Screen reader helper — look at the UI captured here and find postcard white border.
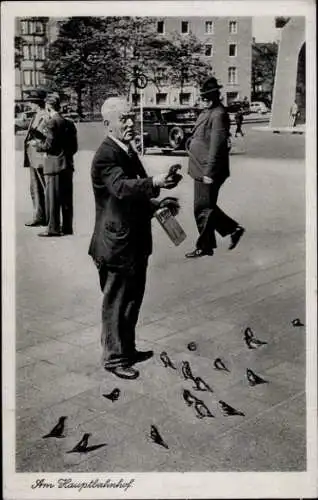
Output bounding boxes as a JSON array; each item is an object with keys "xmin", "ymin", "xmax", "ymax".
[{"xmin": 2, "ymin": 1, "xmax": 317, "ymax": 499}]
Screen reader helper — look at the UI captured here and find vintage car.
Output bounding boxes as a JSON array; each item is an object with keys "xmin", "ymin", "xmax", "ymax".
[{"xmin": 133, "ymin": 106, "xmax": 202, "ymax": 151}]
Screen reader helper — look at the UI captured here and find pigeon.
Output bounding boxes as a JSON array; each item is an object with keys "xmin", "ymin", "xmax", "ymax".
[
  {"xmin": 160, "ymin": 351, "xmax": 176, "ymax": 370},
  {"xmin": 181, "ymin": 360, "xmax": 195, "ymax": 381},
  {"xmin": 187, "ymin": 341, "xmax": 197, "ymax": 351},
  {"xmin": 192, "ymin": 376, "xmax": 213, "ymax": 393},
  {"xmin": 149, "ymin": 425, "xmax": 169, "ymax": 449},
  {"xmin": 68, "ymin": 433, "xmax": 91, "ymax": 453},
  {"xmin": 194, "ymin": 400, "xmax": 214, "ymax": 419},
  {"xmin": 42, "ymin": 416, "xmax": 67, "ymax": 439},
  {"xmin": 213, "ymin": 358, "xmax": 230, "ymax": 372},
  {"xmin": 246, "ymin": 368, "xmax": 268, "ymax": 386},
  {"xmin": 182, "ymin": 389, "xmax": 199, "ymax": 407},
  {"xmin": 219, "ymin": 400, "xmax": 245, "ymax": 416},
  {"xmin": 292, "ymin": 318, "xmax": 304, "ymax": 327},
  {"xmin": 243, "ymin": 327, "xmax": 267, "ymax": 349},
  {"xmin": 103, "ymin": 388, "xmax": 120, "ymax": 402}
]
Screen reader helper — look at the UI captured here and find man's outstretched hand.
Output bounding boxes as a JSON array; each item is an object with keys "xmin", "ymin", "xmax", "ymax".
[
  {"xmin": 158, "ymin": 196, "xmax": 180, "ymax": 216},
  {"xmin": 153, "ymin": 164, "xmax": 183, "ymax": 189}
]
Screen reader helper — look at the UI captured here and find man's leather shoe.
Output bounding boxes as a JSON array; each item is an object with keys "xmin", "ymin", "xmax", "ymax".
[
  {"xmin": 229, "ymin": 226, "xmax": 245, "ymax": 250},
  {"xmin": 106, "ymin": 366, "xmax": 139, "ymax": 380},
  {"xmin": 185, "ymin": 248, "xmax": 214, "ymax": 258},
  {"xmin": 25, "ymin": 220, "xmax": 46, "ymax": 227},
  {"xmin": 131, "ymin": 350, "xmax": 154, "ymax": 365},
  {"xmin": 38, "ymin": 231, "xmax": 62, "ymax": 237}
]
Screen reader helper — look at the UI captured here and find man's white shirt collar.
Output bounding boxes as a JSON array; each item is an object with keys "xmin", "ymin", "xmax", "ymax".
[{"xmin": 108, "ymin": 134, "xmax": 129, "ymax": 154}]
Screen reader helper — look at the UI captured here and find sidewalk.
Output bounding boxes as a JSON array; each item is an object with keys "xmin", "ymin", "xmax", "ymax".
[
  {"xmin": 15, "ymin": 151, "xmax": 306, "ymax": 472},
  {"xmin": 253, "ymin": 124, "xmax": 305, "ymax": 134}
]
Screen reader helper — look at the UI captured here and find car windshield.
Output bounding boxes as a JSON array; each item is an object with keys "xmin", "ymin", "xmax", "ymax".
[{"xmin": 161, "ymin": 109, "xmax": 198, "ymax": 121}]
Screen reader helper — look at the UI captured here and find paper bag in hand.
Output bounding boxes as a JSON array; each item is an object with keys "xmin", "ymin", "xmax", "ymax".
[{"xmin": 155, "ymin": 207, "xmax": 186, "ymax": 246}]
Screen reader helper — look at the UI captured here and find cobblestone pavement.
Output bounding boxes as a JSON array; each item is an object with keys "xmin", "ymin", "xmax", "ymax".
[{"xmin": 14, "ymin": 137, "xmax": 306, "ymax": 472}]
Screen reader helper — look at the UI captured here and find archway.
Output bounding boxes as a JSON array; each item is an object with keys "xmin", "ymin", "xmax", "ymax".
[{"xmin": 295, "ymin": 43, "xmax": 306, "ymax": 124}]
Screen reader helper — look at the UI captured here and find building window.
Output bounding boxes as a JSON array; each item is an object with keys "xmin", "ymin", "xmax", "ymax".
[
  {"xmin": 205, "ymin": 21, "xmax": 214, "ymax": 34},
  {"xmin": 20, "ymin": 19, "xmax": 44, "ymax": 35},
  {"xmin": 229, "ymin": 43, "xmax": 237, "ymax": 56},
  {"xmin": 179, "ymin": 93, "xmax": 191, "ymax": 105},
  {"xmin": 229, "ymin": 20, "xmax": 238, "ymax": 34},
  {"xmin": 23, "ymin": 70, "xmax": 33, "ymax": 86},
  {"xmin": 204, "ymin": 44, "xmax": 213, "ymax": 57},
  {"xmin": 20, "ymin": 20, "xmax": 28, "ymax": 34},
  {"xmin": 157, "ymin": 21, "xmax": 164, "ymax": 34},
  {"xmin": 22, "ymin": 45, "xmax": 30, "ymax": 60},
  {"xmin": 228, "ymin": 66, "xmax": 238, "ymax": 84},
  {"xmin": 156, "ymin": 93, "xmax": 167, "ymax": 105},
  {"xmin": 181, "ymin": 21, "xmax": 189, "ymax": 34},
  {"xmin": 35, "ymin": 45, "xmax": 45, "ymax": 60},
  {"xmin": 38, "ymin": 72, "xmax": 46, "ymax": 85}
]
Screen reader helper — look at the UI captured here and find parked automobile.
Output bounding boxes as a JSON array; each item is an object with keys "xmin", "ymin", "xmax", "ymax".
[
  {"xmin": 227, "ymin": 100, "xmax": 250, "ymax": 115},
  {"xmin": 15, "ymin": 110, "xmax": 35, "ymax": 133},
  {"xmin": 133, "ymin": 106, "xmax": 202, "ymax": 151},
  {"xmin": 250, "ymin": 101, "xmax": 269, "ymax": 114}
]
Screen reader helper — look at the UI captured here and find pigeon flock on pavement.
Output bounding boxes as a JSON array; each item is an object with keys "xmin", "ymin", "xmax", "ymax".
[{"xmin": 40, "ymin": 319, "xmax": 304, "ymax": 457}]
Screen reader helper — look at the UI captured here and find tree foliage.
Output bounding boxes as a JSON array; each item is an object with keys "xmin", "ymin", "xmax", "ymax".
[
  {"xmin": 43, "ymin": 17, "xmax": 212, "ymax": 113},
  {"xmin": 252, "ymin": 42, "xmax": 278, "ymax": 101}
]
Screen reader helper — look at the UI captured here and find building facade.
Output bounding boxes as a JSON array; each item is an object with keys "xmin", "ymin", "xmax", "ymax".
[
  {"xmin": 135, "ymin": 17, "xmax": 252, "ymax": 107},
  {"xmin": 15, "ymin": 17, "xmax": 60, "ymax": 101}
]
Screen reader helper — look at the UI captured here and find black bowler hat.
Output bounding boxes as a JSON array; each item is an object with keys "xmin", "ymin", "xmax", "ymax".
[{"xmin": 200, "ymin": 76, "xmax": 223, "ymax": 97}]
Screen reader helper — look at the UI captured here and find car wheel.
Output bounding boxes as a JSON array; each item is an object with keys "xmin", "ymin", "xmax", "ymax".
[{"xmin": 169, "ymin": 126, "xmax": 184, "ymax": 149}]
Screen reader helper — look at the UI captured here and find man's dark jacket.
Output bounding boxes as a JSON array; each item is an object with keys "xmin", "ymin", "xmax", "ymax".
[
  {"xmin": 188, "ymin": 102, "xmax": 231, "ymax": 184},
  {"xmin": 88, "ymin": 137, "xmax": 160, "ymax": 272},
  {"xmin": 36, "ymin": 113, "xmax": 78, "ymax": 174}
]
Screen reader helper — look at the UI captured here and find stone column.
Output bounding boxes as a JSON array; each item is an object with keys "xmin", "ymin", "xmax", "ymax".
[{"xmin": 270, "ymin": 17, "xmax": 305, "ymax": 128}]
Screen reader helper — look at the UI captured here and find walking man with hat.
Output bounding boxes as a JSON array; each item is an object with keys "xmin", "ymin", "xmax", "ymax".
[
  {"xmin": 23, "ymin": 89, "xmax": 49, "ymax": 227},
  {"xmin": 185, "ymin": 76, "xmax": 245, "ymax": 258}
]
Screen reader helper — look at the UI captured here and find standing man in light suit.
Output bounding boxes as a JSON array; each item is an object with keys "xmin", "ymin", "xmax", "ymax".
[
  {"xmin": 89, "ymin": 97, "xmax": 181, "ymax": 380},
  {"xmin": 186, "ymin": 76, "xmax": 245, "ymax": 258},
  {"xmin": 23, "ymin": 90, "xmax": 49, "ymax": 227}
]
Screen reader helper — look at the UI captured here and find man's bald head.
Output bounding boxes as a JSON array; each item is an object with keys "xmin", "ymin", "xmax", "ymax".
[{"xmin": 101, "ymin": 96, "xmax": 135, "ymax": 143}]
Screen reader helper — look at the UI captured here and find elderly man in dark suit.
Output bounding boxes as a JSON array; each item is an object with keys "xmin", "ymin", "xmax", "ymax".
[
  {"xmin": 36, "ymin": 93, "xmax": 78, "ymax": 236},
  {"xmin": 186, "ymin": 76, "xmax": 245, "ymax": 258},
  {"xmin": 23, "ymin": 90, "xmax": 49, "ymax": 227},
  {"xmin": 89, "ymin": 96, "xmax": 181, "ymax": 380}
]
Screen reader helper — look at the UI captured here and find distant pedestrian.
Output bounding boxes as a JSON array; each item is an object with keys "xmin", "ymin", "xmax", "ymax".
[
  {"xmin": 186, "ymin": 76, "xmax": 245, "ymax": 258},
  {"xmin": 35, "ymin": 93, "xmax": 78, "ymax": 236},
  {"xmin": 289, "ymin": 101, "xmax": 298, "ymax": 127},
  {"xmin": 234, "ymin": 108, "xmax": 244, "ymax": 137},
  {"xmin": 23, "ymin": 90, "xmax": 49, "ymax": 227}
]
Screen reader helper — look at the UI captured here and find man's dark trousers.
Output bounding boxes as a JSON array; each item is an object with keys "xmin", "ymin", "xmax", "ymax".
[
  {"xmin": 45, "ymin": 169, "xmax": 73, "ymax": 234},
  {"xmin": 194, "ymin": 180, "xmax": 238, "ymax": 252},
  {"xmin": 29, "ymin": 166, "xmax": 46, "ymax": 223},
  {"xmin": 98, "ymin": 258, "xmax": 148, "ymax": 369}
]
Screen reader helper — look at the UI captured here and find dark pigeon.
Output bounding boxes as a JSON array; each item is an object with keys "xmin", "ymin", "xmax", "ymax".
[
  {"xmin": 244, "ymin": 327, "xmax": 267, "ymax": 349},
  {"xmin": 160, "ymin": 351, "xmax": 177, "ymax": 370},
  {"xmin": 292, "ymin": 318, "xmax": 304, "ymax": 327},
  {"xmin": 181, "ymin": 360, "xmax": 195, "ymax": 381},
  {"xmin": 68, "ymin": 433, "xmax": 91, "ymax": 453},
  {"xmin": 149, "ymin": 425, "xmax": 169, "ymax": 449},
  {"xmin": 246, "ymin": 368, "xmax": 268, "ymax": 386},
  {"xmin": 42, "ymin": 416, "xmax": 67, "ymax": 439},
  {"xmin": 103, "ymin": 388, "xmax": 120, "ymax": 402},
  {"xmin": 219, "ymin": 400, "xmax": 245, "ymax": 416},
  {"xmin": 214, "ymin": 358, "xmax": 230, "ymax": 372},
  {"xmin": 182, "ymin": 389, "xmax": 199, "ymax": 407},
  {"xmin": 194, "ymin": 400, "xmax": 214, "ymax": 419},
  {"xmin": 187, "ymin": 341, "xmax": 197, "ymax": 351},
  {"xmin": 192, "ymin": 376, "xmax": 213, "ymax": 393}
]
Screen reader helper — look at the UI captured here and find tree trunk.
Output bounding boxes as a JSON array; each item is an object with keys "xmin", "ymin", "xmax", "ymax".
[{"xmin": 76, "ymin": 86, "xmax": 83, "ymax": 116}]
